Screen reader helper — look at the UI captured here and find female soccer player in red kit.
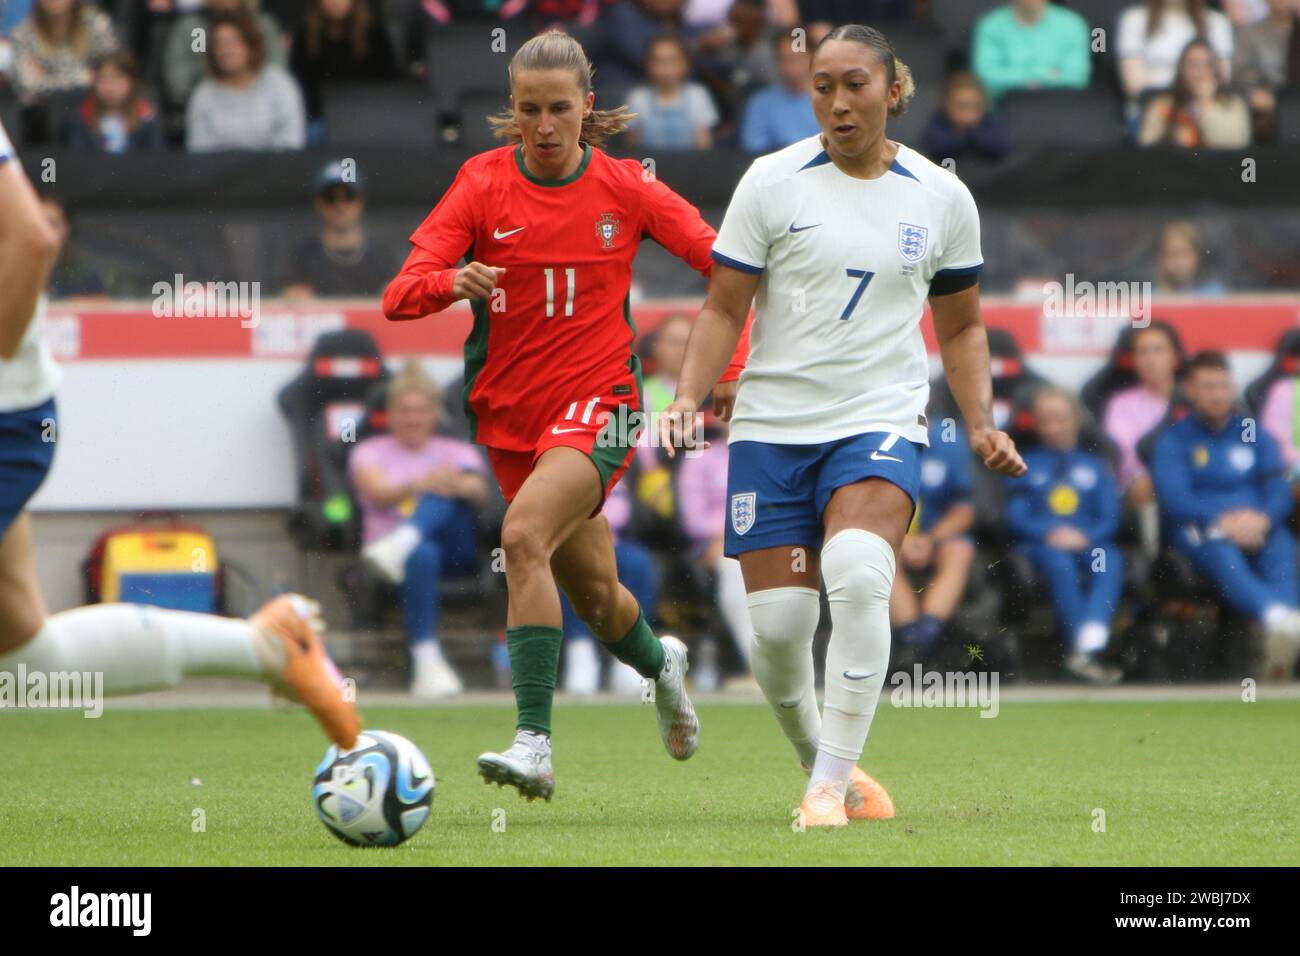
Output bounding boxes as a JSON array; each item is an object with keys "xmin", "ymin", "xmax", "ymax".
[{"xmin": 383, "ymin": 30, "xmax": 747, "ymax": 801}]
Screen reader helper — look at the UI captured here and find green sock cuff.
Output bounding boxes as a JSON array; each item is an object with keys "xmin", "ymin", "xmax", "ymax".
[
  {"xmin": 506, "ymin": 625, "xmax": 562, "ymax": 736},
  {"xmin": 604, "ymin": 607, "xmax": 665, "ymax": 679}
]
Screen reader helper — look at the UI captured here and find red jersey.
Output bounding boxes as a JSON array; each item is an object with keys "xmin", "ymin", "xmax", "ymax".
[{"xmin": 383, "ymin": 142, "xmax": 749, "ymax": 452}]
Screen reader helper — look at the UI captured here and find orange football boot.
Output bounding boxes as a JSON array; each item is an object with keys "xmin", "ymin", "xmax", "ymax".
[
  {"xmin": 797, "ymin": 781, "xmax": 849, "ymax": 828},
  {"xmin": 250, "ymin": 594, "xmax": 359, "ymax": 749},
  {"xmin": 844, "ymin": 766, "xmax": 895, "ymax": 821}
]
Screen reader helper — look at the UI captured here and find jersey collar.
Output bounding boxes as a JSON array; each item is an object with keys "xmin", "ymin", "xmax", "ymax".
[{"xmin": 514, "ymin": 141, "xmax": 592, "ymax": 187}]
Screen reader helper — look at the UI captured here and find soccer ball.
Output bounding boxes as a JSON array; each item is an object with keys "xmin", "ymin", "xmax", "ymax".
[{"xmin": 312, "ymin": 730, "xmax": 434, "ymax": 846}]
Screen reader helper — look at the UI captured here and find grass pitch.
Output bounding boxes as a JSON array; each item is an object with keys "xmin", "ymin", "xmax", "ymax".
[{"xmin": 1, "ymin": 698, "xmax": 1296, "ymax": 866}]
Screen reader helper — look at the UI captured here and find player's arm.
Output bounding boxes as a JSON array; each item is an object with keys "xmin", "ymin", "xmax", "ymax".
[
  {"xmin": 382, "ymin": 165, "xmax": 503, "ymax": 321},
  {"xmin": 660, "ymin": 262, "xmax": 759, "ymax": 458},
  {"xmin": 929, "ymin": 285, "xmax": 1025, "ymax": 477},
  {"xmin": 0, "ymin": 144, "xmax": 61, "ymax": 359}
]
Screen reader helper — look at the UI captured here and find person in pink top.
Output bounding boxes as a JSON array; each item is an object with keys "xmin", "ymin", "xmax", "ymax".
[
  {"xmin": 1102, "ymin": 322, "xmax": 1182, "ymax": 555},
  {"xmin": 351, "ymin": 359, "xmax": 490, "ymax": 697},
  {"xmin": 676, "ymin": 423, "xmax": 753, "ymax": 672},
  {"xmin": 1259, "ymin": 375, "xmax": 1300, "ymax": 475}
]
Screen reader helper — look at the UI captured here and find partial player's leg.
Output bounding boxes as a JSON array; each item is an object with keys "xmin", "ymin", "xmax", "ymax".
[
  {"xmin": 800, "ymin": 472, "xmax": 914, "ymax": 828},
  {"xmin": 551, "ymin": 514, "xmax": 699, "ymax": 759},
  {"xmin": 475, "ymin": 445, "xmax": 603, "ymax": 800},
  {"xmin": 0, "ymin": 515, "xmax": 358, "ymax": 747}
]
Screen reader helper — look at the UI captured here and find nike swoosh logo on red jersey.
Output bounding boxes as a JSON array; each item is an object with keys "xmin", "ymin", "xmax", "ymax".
[
  {"xmin": 551, "ymin": 425, "xmax": 585, "ymax": 434},
  {"xmin": 494, "ymin": 226, "xmax": 526, "ymax": 240}
]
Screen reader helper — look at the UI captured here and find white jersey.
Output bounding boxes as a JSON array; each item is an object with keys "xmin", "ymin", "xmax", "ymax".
[
  {"xmin": 713, "ymin": 136, "xmax": 982, "ymax": 447},
  {"xmin": 0, "ymin": 118, "xmax": 61, "ymax": 413}
]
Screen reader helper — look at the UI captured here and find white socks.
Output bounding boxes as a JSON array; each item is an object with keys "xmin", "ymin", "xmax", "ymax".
[
  {"xmin": 714, "ymin": 555, "xmax": 752, "ymax": 665},
  {"xmin": 814, "ymin": 529, "xmax": 894, "ymax": 793},
  {"xmin": 0, "ymin": 603, "xmax": 275, "ymax": 696},
  {"xmin": 1075, "ymin": 621, "xmax": 1110, "ymax": 655},
  {"xmin": 747, "ymin": 586, "xmax": 822, "ymax": 767}
]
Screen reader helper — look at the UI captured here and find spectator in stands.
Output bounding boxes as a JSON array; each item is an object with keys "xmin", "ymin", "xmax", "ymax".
[
  {"xmin": 1152, "ymin": 220, "xmax": 1226, "ymax": 295},
  {"xmin": 1103, "ymin": 322, "xmax": 1181, "ymax": 505},
  {"xmin": 351, "ymin": 359, "xmax": 490, "ymax": 697},
  {"xmin": 971, "ymin": 0, "xmax": 1091, "ymax": 105},
  {"xmin": 593, "ymin": 0, "xmax": 691, "ymax": 90},
  {"xmin": 282, "ymin": 160, "xmax": 400, "ymax": 300},
  {"xmin": 739, "ymin": 29, "xmax": 818, "ymax": 153},
  {"xmin": 921, "ymin": 70, "xmax": 1010, "ymax": 163},
  {"xmin": 37, "ymin": 194, "xmax": 111, "ymax": 300},
  {"xmin": 59, "ymin": 52, "xmax": 162, "ymax": 152},
  {"xmin": 625, "ymin": 33, "xmax": 717, "ymax": 149},
  {"xmin": 185, "ymin": 12, "xmax": 306, "ymax": 152},
  {"xmin": 0, "ymin": 0, "xmax": 35, "ymax": 80},
  {"xmin": 891, "ymin": 420, "xmax": 976, "ymax": 662},
  {"xmin": 1007, "ymin": 387, "xmax": 1124, "ymax": 683},
  {"xmin": 164, "ymin": 0, "xmax": 287, "ymax": 111},
  {"xmin": 1151, "ymin": 350, "xmax": 1300, "ymax": 681},
  {"xmin": 10, "ymin": 0, "xmax": 118, "ymax": 108},
  {"xmin": 693, "ymin": 0, "xmax": 777, "ymax": 138},
  {"xmin": 1232, "ymin": 0, "xmax": 1300, "ymax": 142},
  {"xmin": 1138, "ymin": 38, "xmax": 1251, "ymax": 147},
  {"xmin": 676, "ymin": 422, "xmax": 752, "ymax": 679},
  {"xmin": 289, "ymin": 0, "xmax": 396, "ymax": 143},
  {"xmin": 561, "ymin": 478, "xmax": 660, "ymax": 694},
  {"xmin": 531, "ymin": 0, "xmax": 619, "ymax": 31},
  {"xmin": 1118, "ymin": 0, "xmax": 1234, "ymax": 101}
]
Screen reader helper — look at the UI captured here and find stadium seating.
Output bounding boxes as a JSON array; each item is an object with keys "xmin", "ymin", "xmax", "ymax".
[
  {"xmin": 322, "ymin": 82, "xmax": 437, "ymax": 148},
  {"xmin": 999, "ymin": 88, "xmax": 1124, "ymax": 149},
  {"xmin": 426, "ymin": 21, "xmax": 525, "ymax": 121},
  {"xmin": 277, "ymin": 329, "xmax": 391, "ymax": 553},
  {"xmin": 1244, "ymin": 328, "xmax": 1300, "ymax": 414},
  {"xmin": 457, "ymin": 87, "xmax": 511, "ymax": 152},
  {"xmin": 1280, "ymin": 88, "xmax": 1300, "ymax": 146}
]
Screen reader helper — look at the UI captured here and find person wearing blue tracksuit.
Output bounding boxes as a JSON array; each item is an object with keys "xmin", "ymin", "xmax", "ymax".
[
  {"xmin": 891, "ymin": 419, "xmax": 976, "ymax": 655},
  {"xmin": 1007, "ymin": 386, "xmax": 1124, "ymax": 682},
  {"xmin": 1150, "ymin": 351, "xmax": 1300, "ymax": 680}
]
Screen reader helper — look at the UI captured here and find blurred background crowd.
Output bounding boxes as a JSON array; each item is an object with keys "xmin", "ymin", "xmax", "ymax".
[{"xmin": 7, "ymin": 0, "xmax": 1300, "ymax": 693}]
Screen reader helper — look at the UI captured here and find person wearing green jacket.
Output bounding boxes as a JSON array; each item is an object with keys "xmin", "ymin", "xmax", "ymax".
[{"xmin": 972, "ymin": 0, "xmax": 1092, "ymax": 104}]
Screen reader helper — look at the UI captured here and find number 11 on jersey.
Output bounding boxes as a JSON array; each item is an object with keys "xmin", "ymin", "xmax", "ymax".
[{"xmin": 544, "ymin": 267, "xmax": 575, "ymax": 318}]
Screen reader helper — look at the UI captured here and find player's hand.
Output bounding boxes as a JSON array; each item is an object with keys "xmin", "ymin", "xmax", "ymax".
[
  {"xmin": 971, "ymin": 427, "xmax": 1026, "ymax": 477},
  {"xmin": 711, "ymin": 379, "xmax": 737, "ymax": 422},
  {"xmin": 659, "ymin": 398, "xmax": 709, "ymax": 460},
  {"xmin": 452, "ymin": 261, "xmax": 506, "ymax": 302}
]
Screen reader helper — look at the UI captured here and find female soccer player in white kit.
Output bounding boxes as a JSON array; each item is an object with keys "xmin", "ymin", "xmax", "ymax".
[
  {"xmin": 663, "ymin": 24, "xmax": 1026, "ymax": 826},
  {"xmin": 0, "ymin": 118, "xmax": 358, "ymax": 749}
]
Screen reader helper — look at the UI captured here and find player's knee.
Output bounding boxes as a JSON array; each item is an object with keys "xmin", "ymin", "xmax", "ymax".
[
  {"xmin": 822, "ymin": 529, "xmax": 895, "ymax": 607},
  {"xmin": 747, "ymin": 586, "xmax": 821, "ymax": 654},
  {"xmin": 499, "ymin": 518, "xmax": 551, "ymax": 576},
  {"xmin": 567, "ymin": 578, "xmax": 616, "ymax": 627}
]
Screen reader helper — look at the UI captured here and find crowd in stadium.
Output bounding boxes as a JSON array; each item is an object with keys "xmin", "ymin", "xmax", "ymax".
[
  {"xmin": 308, "ymin": 310, "xmax": 1300, "ymax": 696},
  {"xmin": 0, "ymin": 0, "xmax": 1296, "ymax": 153},
  {"xmin": 4, "ymin": 0, "xmax": 1298, "ymax": 692}
]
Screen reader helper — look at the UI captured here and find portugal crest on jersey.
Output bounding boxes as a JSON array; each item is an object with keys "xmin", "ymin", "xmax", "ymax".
[
  {"xmin": 595, "ymin": 212, "xmax": 621, "ymax": 249},
  {"xmin": 898, "ymin": 222, "xmax": 928, "ymax": 262},
  {"xmin": 730, "ymin": 492, "xmax": 756, "ymax": 535}
]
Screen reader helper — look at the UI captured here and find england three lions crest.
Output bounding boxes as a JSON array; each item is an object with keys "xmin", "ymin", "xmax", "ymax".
[
  {"xmin": 730, "ymin": 492, "xmax": 756, "ymax": 535},
  {"xmin": 898, "ymin": 222, "xmax": 928, "ymax": 262},
  {"xmin": 595, "ymin": 212, "xmax": 621, "ymax": 249}
]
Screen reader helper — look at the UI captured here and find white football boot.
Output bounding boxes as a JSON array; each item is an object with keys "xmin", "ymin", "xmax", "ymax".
[
  {"xmin": 653, "ymin": 636, "xmax": 700, "ymax": 761},
  {"xmin": 1262, "ymin": 611, "xmax": 1300, "ymax": 681},
  {"xmin": 476, "ymin": 730, "xmax": 556, "ymax": 802}
]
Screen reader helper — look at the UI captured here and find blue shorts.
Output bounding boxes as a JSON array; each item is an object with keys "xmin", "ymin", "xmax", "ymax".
[
  {"xmin": 724, "ymin": 431, "xmax": 923, "ymax": 558},
  {"xmin": 0, "ymin": 398, "xmax": 57, "ymax": 541}
]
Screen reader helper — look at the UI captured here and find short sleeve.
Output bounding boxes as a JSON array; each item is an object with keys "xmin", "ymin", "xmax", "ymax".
[
  {"xmin": 348, "ymin": 436, "xmax": 380, "ymax": 478},
  {"xmin": 934, "ymin": 178, "xmax": 983, "ymax": 278},
  {"xmin": 687, "ymin": 84, "xmax": 718, "ymax": 130},
  {"xmin": 1115, "ymin": 8, "xmax": 1144, "ymax": 59},
  {"xmin": 711, "ymin": 161, "xmax": 772, "ymax": 275},
  {"xmin": 625, "ymin": 87, "xmax": 650, "ymax": 131}
]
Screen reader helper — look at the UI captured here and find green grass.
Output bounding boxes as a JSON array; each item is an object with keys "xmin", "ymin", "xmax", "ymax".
[{"xmin": 1, "ymin": 699, "xmax": 1297, "ymax": 865}]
